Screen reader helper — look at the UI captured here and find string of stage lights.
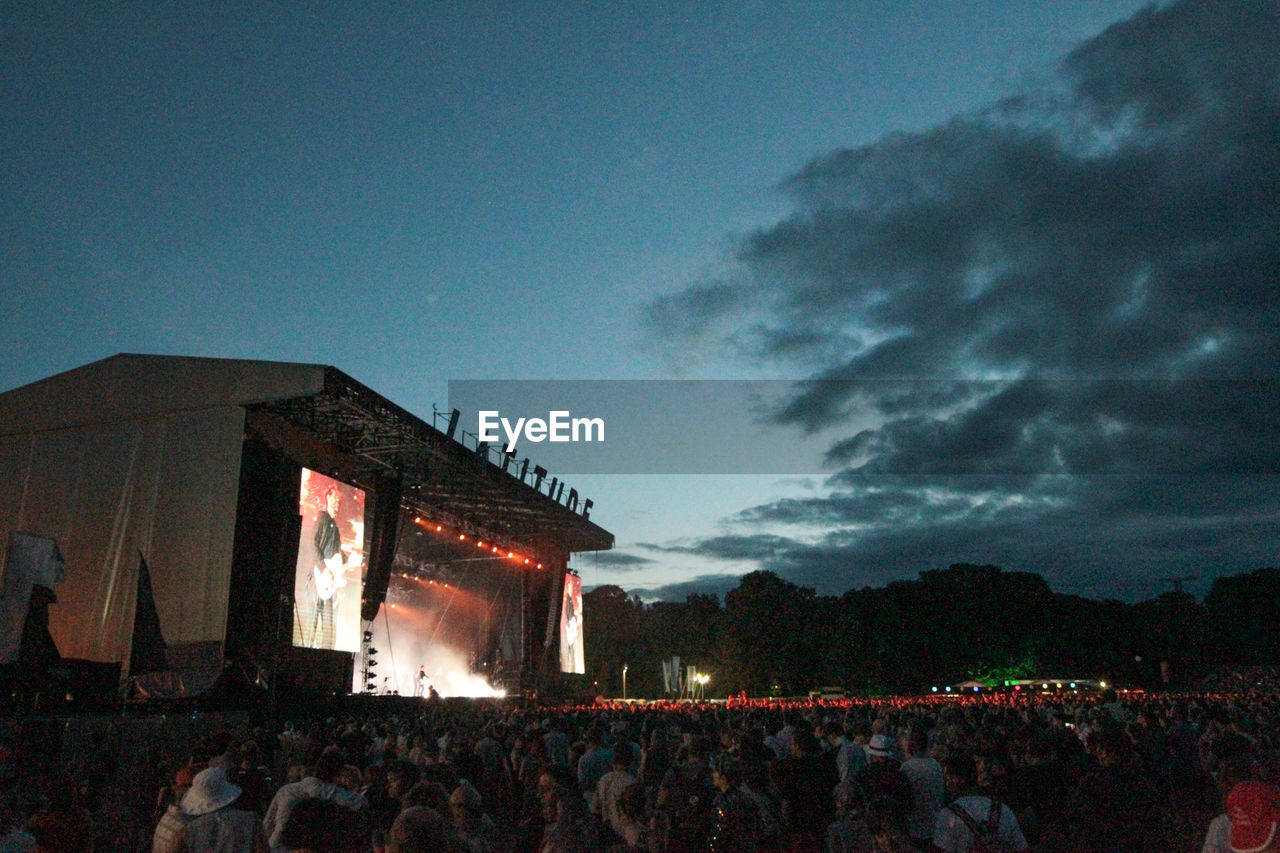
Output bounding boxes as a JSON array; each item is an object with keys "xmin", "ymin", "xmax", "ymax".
[{"xmin": 409, "ymin": 515, "xmax": 545, "ymax": 570}]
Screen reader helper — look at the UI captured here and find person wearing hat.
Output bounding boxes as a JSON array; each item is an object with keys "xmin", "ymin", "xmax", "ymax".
[
  {"xmin": 1227, "ymin": 781, "xmax": 1280, "ymax": 853},
  {"xmin": 851, "ymin": 733, "xmax": 912, "ymax": 825},
  {"xmin": 180, "ymin": 766, "xmax": 267, "ymax": 852}
]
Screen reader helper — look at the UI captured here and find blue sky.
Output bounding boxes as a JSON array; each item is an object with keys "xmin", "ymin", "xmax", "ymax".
[{"xmin": 5, "ymin": 1, "xmax": 1277, "ymax": 603}]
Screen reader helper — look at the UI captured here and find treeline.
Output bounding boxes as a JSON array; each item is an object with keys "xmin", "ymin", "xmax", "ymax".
[{"xmin": 579, "ymin": 563, "xmax": 1280, "ymax": 698}]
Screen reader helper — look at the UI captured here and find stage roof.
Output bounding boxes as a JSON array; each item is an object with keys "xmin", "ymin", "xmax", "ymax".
[{"xmin": 1, "ymin": 354, "xmax": 613, "ymax": 557}]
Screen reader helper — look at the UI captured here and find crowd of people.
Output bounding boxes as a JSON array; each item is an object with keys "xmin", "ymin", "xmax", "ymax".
[{"xmin": 2, "ymin": 689, "xmax": 1280, "ymax": 851}]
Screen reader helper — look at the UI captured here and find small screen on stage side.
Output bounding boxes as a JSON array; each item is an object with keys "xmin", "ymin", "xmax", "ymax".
[
  {"xmin": 292, "ymin": 469, "xmax": 366, "ymax": 653},
  {"xmin": 560, "ymin": 572, "xmax": 584, "ymax": 674}
]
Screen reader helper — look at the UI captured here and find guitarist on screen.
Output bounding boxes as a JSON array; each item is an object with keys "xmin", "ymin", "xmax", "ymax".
[{"xmin": 311, "ymin": 485, "xmax": 346, "ymax": 649}]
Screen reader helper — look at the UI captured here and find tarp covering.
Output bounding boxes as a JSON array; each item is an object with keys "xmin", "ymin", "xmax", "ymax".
[
  {"xmin": 0, "ymin": 531, "xmax": 65, "ymax": 664},
  {"xmin": 0, "ymin": 354, "xmax": 328, "ymax": 670},
  {"xmin": 0, "ymin": 409, "xmax": 244, "ymax": 666}
]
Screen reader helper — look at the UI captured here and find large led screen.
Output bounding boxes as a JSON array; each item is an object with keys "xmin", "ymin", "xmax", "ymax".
[
  {"xmin": 559, "ymin": 572, "xmax": 584, "ymax": 674},
  {"xmin": 291, "ymin": 469, "xmax": 366, "ymax": 652}
]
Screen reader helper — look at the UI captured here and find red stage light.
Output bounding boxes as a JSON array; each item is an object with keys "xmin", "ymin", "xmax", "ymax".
[
  {"xmin": 458, "ymin": 533, "xmax": 466, "ymax": 540},
  {"xmin": 436, "ymin": 525, "xmax": 442, "ymax": 532}
]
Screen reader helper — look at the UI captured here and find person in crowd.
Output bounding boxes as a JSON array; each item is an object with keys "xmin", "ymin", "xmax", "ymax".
[
  {"xmin": 775, "ymin": 728, "xmax": 840, "ymax": 850},
  {"xmin": 1222, "ymin": 781, "xmax": 1280, "ymax": 853},
  {"xmin": 539, "ymin": 765, "xmax": 595, "ymax": 853},
  {"xmin": 179, "ymin": 765, "xmax": 267, "ymax": 852},
  {"xmin": 898, "ymin": 725, "xmax": 944, "ymax": 847},
  {"xmin": 638, "ymin": 727, "xmax": 674, "ymax": 814},
  {"xmin": 849, "ymin": 733, "xmax": 911, "ymax": 830},
  {"xmin": 933, "ymin": 753, "xmax": 1028, "ymax": 853},
  {"xmin": 276, "ymin": 797, "xmax": 368, "ymax": 853},
  {"xmin": 864, "ymin": 795, "xmax": 917, "ymax": 853},
  {"xmin": 262, "ymin": 747, "xmax": 367, "ymax": 852},
  {"xmin": 1202, "ymin": 756, "xmax": 1264, "ymax": 853},
  {"xmin": 707, "ymin": 755, "xmax": 761, "ymax": 853},
  {"xmin": 386, "ymin": 805, "xmax": 454, "ymax": 853},
  {"xmin": 609, "ymin": 783, "xmax": 650, "ymax": 852},
  {"xmin": 1071, "ymin": 725, "xmax": 1170, "ymax": 852},
  {"xmin": 655, "ymin": 735, "xmax": 716, "ymax": 852},
  {"xmin": 25, "ymin": 772, "xmax": 93, "ymax": 853},
  {"xmin": 153, "ymin": 764, "xmax": 198, "ymax": 853},
  {"xmin": 825, "ymin": 779, "xmax": 873, "ymax": 853},
  {"xmin": 449, "ymin": 783, "xmax": 507, "ymax": 853},
  {"xmin": 594, "ymin": 744, "xmax": 637, "ymax": 843},
  {"xmin": 578, "ymin": 727, "xmax": 613, "ymax": 812}
]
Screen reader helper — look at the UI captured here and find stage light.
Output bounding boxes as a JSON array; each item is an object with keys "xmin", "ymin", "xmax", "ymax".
[
  {"xmin": 536, "ymin": 563, "xmax": 543, "ymax": 569},
  {"xmin": 367, "ymin": 682, "xmax": 376, "ymax": 691},
  {"xmin": 492, "ymin": 546, "xmax": 498, "ymax": 553},
  {"xmin": 363, "ymin": 631, "xmax": 373, "ymax": 642},
  {"xmin": 477, "ymin": 540, "xmax": 484, "ymax": 548},
  {"xmin": 524, "ymin": 558, "xmax": 530, "ymax": 564},
  {"xmin": 368, "ymin": 648, "xmax": 379, "ymax": 656},
  {"xmin": 931, "ymin": 686, "xmax": 938, "ymax": 692},
  {"xmin": 436, "ymin": 525, "xmax": 442, "ymax": 532},
  {"xmin": 459, "ymin": 533, "xmax": 466, "ymax": 540},
  {"xmin": 368, "ymin": 659, "xmax": 378, "ymax": 667},
  {"xmin": 507, "ymin": 552, "xmax": 513, "ymax": 558}
]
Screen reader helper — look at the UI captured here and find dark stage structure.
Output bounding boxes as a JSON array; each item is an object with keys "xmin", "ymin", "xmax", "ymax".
[{"xmin": 0, "ymin": 354, "xmax": 612, "ymax": 710}]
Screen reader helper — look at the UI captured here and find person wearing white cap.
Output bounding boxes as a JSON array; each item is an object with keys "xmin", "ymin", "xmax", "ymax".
[{"xmin": 180, "ymin": 766, "xmax": 267, "ymax": 852}]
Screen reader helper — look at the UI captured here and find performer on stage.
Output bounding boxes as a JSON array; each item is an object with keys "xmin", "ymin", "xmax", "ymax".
[
  {"xmin": 415, "ymin": 665, "xmax": 427, "ymax": 697},
  {"xmin": 311, "ymin": 486, "xmax": 345, "ymax": 649},
  {"xmin": 561, "ymin": 584, "xmax": 583, "ymax": 673}
]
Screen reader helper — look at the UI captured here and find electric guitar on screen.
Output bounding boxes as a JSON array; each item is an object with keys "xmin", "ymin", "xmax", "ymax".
[{"xmin": 314, "ymin": 547, "xmax": 362, "ymax": 601}]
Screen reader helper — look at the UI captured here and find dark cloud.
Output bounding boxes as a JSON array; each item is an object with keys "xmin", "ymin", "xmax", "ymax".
[
  {"xmin": 715, "ymin": 474, "xmax": 1280, "ymax": 601},
  {"xmin": 642, "ymin": 534, "xmax": 798, "ymax": 562},
  {"xmin": 576, "ymin": 550, "xmax": 655, "ymax": 571},
  {"xmin": 644, "ymin": 0, "xmax": 1280, "ymax": 601}
]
